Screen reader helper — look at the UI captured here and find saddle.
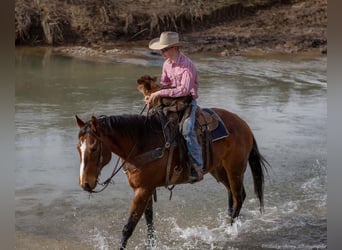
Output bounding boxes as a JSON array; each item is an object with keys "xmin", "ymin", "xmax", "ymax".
[
  {"xmin": 195, "ymin": 107, "xmax": 219, "ymax": 132},
  {"xmin": 153, "ymin": 98, "xmax": 221, "ymax": 184},
  {"xmin": 156, "ymin": 96, "xmax": 219, "ymax": 132}
]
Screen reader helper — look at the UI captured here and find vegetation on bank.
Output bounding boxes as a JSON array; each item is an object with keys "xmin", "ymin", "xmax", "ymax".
[{"xmin": 15, "ymin": 0, "xmax": 288, "ymax": 46}]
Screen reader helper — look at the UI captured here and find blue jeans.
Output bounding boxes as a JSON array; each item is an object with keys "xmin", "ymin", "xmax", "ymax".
[{"xmin": 182, "ymin": 99, "xmax": 203, "ymax": 168}]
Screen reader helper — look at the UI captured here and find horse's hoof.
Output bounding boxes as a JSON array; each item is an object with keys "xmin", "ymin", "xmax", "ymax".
[{"xmin": 227, "ymin": 216, "xmax": 234, "ymax": 225}]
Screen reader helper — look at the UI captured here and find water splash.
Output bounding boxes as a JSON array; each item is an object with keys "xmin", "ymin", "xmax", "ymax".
[
  {"xmin": 90, "ymin": 227, "xmax": 110, "ymax": 250},
  {"xmin": 153, "ymin": 213, "xmax": 244, "ymax": 249}
]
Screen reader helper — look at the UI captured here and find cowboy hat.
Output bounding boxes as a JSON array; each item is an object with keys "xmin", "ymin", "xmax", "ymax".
[{"xmin": 149, "ymin": 31, "xmax": 186, "ymax": 50}]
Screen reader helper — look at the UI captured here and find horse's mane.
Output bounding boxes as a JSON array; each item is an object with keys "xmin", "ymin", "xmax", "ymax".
[{"xmin": 97, "ymin": 114, "xmax": 162, "ymax": 142}]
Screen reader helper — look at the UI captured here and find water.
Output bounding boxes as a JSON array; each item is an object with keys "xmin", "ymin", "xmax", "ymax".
[{"xmin": 15, "ymin": 47, "xmax": 327, "ymax": 249}]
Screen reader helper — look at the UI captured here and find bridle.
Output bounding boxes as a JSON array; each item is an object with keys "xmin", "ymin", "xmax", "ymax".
[
  {"xmin": 86, "ymin": 129, "xmax": 136, "ymax": 194},
  {"xmin": 84, "ymin": 106, "xmax": 145, "ymax": 194}
]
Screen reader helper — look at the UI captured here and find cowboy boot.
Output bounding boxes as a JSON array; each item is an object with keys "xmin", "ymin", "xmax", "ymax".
[{"xmin": 188, "ymin": 163, "xmax": 203, "ymax": 183}]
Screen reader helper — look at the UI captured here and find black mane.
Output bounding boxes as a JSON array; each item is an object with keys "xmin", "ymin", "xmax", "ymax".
[{"xmin": 97, "ymin": 114, "xmax": 163, "ymax": 142}]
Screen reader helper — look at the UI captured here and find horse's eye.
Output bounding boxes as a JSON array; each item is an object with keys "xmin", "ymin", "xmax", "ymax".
[{"xmin": 90, "ymin": 147, "xmax": 97, "ymax": 152}]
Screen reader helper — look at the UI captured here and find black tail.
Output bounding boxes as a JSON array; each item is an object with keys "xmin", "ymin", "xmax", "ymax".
[{"xmin": 248, "ymin": 136, "xmax": 270, "ymax": 213}]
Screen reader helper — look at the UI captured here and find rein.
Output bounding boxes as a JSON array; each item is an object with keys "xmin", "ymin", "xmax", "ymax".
[
  {"xmin": 91, "ymin": 153, "xmax": 122, "ymax": 193},
  {"xmin": 90, "ymin": 141, "xmax": 137, "ymax": 194}
]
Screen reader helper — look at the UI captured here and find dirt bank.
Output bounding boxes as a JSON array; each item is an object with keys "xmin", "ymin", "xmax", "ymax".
[
  {"xmin": 189, "ymin": 0, "xmax": 327, "ymax": 55},
  {"xmin": 15, "ymin": 0, "xmax": 327, "ymax": 56}
]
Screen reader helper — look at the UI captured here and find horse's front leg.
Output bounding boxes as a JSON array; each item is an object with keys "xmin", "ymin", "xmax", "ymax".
[
  {"xmin": 144, "ymin": 195, "xmax": 156, "ymax": 247},
  {"xmin": 120, "ymin": 188, "xmax": 153, "ymax": 250}
]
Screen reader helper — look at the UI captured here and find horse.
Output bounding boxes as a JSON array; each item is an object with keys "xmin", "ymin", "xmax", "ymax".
[{"xmin": 75, "ymin": 76, "xmax": 269, "ymax": 249}]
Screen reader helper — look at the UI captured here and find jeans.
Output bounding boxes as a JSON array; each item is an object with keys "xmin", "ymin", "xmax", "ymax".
[{"xmin": 182, "ymin": 99, "xmax": 203, "ymax": 168}]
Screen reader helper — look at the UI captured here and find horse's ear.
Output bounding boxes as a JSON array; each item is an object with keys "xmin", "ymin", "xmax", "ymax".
[
  {"xmin": 152, "ymin": 76, "xmax": 157, "ymax": 83},
  {"xmin": 75, "ymin": 115, "xmax": 85, "ymax": 128}
]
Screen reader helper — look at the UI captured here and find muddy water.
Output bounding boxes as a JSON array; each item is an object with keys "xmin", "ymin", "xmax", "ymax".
[{"xmin": 15, "ymin": 47, "xmax": 327, "ymax": 249}]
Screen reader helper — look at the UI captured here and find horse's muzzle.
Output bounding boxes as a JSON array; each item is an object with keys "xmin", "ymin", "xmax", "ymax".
[{"xmin": 82, "ymin": 182, "xmax": 93, "ymax": 192}]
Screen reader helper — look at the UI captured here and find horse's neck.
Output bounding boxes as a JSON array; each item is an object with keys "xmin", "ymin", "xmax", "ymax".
[
  {"xmin": 99, "ymin": 115, "xmax": 162, "ymax": 159},
  {"xmin": 98, "ymin": 116, "xmax": 139, "ymax": 158},
  {"xmin": 100, "ymin": 129, "xmax": 135, "ymax": 159}
]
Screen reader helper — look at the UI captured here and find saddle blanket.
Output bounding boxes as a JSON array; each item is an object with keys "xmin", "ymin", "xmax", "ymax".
[{"xmin": 202, "ymin": 108, "xmax": 229, "ymax": 142}]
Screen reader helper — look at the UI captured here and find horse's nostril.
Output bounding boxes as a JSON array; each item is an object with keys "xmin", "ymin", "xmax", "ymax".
[{"xmin": 84, "ymin": 182, "xmax": 91, "ymax": 192}]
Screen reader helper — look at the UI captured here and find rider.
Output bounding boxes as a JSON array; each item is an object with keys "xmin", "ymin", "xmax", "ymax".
[{"xmin": 146, "ymin": 31, "xmax": 203, "ymax": 182}]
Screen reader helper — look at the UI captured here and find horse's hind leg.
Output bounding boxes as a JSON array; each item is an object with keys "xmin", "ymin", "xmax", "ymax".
[
  {"xmin": 226, "ymin": 162, "xmax": 247, "ymax": 219},
  {"xmin": 144, "ymin": 196, "xmax": 156, "ymax": 247},
  {"xmin": 211, "ymin": 167, "xmax": 234, "ymax": 218}
]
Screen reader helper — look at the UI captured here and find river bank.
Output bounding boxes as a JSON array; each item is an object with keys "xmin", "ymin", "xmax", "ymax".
[{"xmin": 15, "ymin": 0, "xmax": 326, "ymax": 58}]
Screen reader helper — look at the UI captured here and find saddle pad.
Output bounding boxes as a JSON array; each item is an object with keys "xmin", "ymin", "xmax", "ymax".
[{"xmin": 202, "ymin": 108, "xmax": 229, "ymax": 142}]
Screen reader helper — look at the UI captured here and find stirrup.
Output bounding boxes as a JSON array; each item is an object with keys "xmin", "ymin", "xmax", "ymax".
[{"xmin": 189, "ymin": 166, "xmax": 203, "ymax": 183}]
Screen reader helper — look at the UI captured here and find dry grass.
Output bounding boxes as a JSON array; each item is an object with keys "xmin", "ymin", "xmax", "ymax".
[
  {"xmin": 15, "ymin": 0, "xmax": 70, "ymax": 44},
  {"xmin": 15, "ymin": 0, "xmax": 279, "ymax": 45}
]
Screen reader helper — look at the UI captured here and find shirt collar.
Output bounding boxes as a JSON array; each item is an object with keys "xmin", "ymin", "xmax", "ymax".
[{"xmin": 167, "ymin": 51, "xmax": 183, "ymax": 65}]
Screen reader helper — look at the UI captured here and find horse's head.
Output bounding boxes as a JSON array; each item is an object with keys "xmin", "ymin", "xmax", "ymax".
[
  {"xmin": 75, "ymin": 115, "xmax": 112, "ymax": 192},
  {"xmin": 136, "ymin": 75, "xmax": 161, "ymax": 96}
]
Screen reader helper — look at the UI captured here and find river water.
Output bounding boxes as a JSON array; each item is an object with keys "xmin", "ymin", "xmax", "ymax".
[{"xmin": 15, "ymin": 47, "xmax": 327, "ymax": 249}]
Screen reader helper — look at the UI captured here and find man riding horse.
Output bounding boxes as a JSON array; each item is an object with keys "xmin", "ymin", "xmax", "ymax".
[{"xmin": 145, "ymin": 31, "xmax": 204, "ymax": 182}]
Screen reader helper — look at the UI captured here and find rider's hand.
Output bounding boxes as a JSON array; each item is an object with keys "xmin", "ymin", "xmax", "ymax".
[{"xmin": 146, "ymin": 92, "xmax": 160, "ymax": 107}]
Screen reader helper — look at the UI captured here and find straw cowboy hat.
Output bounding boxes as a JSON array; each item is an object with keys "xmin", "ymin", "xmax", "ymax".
[{"xmin": 149, "ymin": 31, "xmax": 186, "ymax": 50}]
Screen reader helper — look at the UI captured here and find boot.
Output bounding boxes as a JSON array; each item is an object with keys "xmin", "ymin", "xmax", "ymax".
[{"xmin": 188, "ymin": 163, "xmax": 204, "ymax": 183}]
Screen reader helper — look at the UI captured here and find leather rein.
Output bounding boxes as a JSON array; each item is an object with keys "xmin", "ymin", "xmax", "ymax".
[{"xmin": 88, "ymin": 131, "xmax": 131, "ymax": 194}]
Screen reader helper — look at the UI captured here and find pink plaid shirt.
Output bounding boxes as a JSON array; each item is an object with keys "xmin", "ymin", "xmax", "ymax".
[{"xmin": 158, "ymin": 52, "xmax": 199, "ymax": 99}]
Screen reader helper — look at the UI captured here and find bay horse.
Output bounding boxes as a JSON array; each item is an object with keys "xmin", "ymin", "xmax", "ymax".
[{"xmin": 75, "ymin": 77, "xmax": 269, "ymax": 249}]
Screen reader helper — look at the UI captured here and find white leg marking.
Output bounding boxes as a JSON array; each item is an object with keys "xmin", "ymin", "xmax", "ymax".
[{"xmin": 80, "ymin": 140, "xmax": 87, "ymax": 179}]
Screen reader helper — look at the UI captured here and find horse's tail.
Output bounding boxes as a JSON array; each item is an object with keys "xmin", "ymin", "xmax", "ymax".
[{"xmin": 248, "ymin": 136, "xmax": 270, "ymax": 213}]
